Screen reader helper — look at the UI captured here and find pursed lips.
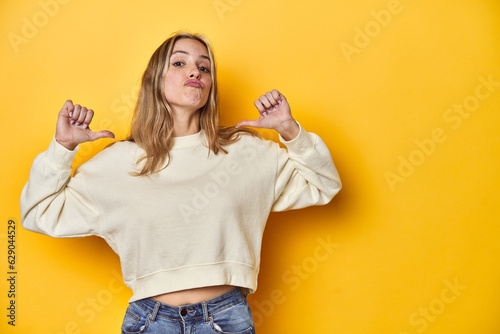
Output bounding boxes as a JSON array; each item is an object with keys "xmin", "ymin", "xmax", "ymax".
[{"xmin": 185, "ymin": 79, "xmax": 203, "ymax": 88}]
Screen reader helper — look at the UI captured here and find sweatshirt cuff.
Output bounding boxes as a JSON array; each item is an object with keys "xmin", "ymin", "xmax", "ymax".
[
  {"xmin": 278, "ymin": 122, "xmax": 315, "ymax": 156},
  {"xmin": 44, "ymin": 136, "xmax": 79, "ymax": 171}
]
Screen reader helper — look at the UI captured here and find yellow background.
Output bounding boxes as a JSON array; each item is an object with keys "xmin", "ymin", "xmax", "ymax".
[{"xmin": 1, "ymin": 0, "xmax": 500, "ymax": 333}]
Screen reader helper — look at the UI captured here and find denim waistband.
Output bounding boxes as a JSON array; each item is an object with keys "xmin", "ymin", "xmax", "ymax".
[{"xmin": 132, "ymin": 287, "xmax": 248, "ymax": 322}]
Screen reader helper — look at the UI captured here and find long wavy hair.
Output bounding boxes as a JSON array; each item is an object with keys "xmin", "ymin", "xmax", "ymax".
[{"xmin": 127, "ymin": 31, "xmax": 260, "ymax": 176}]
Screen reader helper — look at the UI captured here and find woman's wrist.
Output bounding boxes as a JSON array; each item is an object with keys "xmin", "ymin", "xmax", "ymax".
[
  {"xmin": 55, "ymin": 136, "xmax": 77, "ymax": 151},
  {"xmin": 275, "ymin": 119, "xmax": 300, "ymax": 141}
]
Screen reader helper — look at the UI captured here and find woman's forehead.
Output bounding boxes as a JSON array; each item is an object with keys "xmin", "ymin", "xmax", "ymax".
[{"xmin": 172, "ymin": 39, "xmax": 210, "ymax": 59}]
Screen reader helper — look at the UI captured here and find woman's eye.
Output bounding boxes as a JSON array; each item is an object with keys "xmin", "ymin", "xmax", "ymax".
[
  {"xmin": 172, "ymin": 61, "xmax": 183, "ymax": 67},
  {"xmin": 199, "ymin": 66, "xmax": 210, "ymax": 73}
]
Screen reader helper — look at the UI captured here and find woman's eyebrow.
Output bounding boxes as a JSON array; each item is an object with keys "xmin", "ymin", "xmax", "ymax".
[{"xmin": 172, "ymin": 50, "xmax": 210, "ymax": 60}]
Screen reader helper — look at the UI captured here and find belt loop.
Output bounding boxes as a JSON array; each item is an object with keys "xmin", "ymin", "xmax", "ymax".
[
  {"xmin": 150, "ymin": 301, "xmax": 161, "ymax": 322},
  {"xmin": 202, "ymin": 301, "xmax": 210, "ymax": 323},
  {"xmin": 242, "ymin": 287, "xmax": 249, "ymax": 298}
]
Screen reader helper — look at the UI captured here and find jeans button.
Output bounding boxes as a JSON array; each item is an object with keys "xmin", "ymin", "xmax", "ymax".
[{"xmin": 180, "ymin": 308, "xmax": 187, "ymax": 316}]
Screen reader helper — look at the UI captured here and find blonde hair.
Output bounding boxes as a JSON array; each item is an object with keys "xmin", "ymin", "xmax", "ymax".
[{"xmin": 127, "ymin": 31, "xmax": 260, "ymax": 176}]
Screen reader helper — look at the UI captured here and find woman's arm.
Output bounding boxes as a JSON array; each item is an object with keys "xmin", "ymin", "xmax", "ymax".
[
  {"xmin": 237, "ymin": 89, "xmax": 341, "ymax": 211},
  {"xmin": 271, "ymin": 124, "xmax": 341, "ymax": 211},
  {"xmin": 20, "ymin": 100, "xmax": 114, "ymax": 237}
]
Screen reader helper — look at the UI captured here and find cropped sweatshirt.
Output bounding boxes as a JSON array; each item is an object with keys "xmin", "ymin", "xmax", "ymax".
[{"xmin": 20, "ymin": 123, "xmax": 341, "ymax": 302}]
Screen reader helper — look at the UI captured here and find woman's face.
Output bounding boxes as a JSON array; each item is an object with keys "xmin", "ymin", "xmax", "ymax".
[{"xmin": 164, "ymin": 38, "xmax": 212, "ymax": 114}]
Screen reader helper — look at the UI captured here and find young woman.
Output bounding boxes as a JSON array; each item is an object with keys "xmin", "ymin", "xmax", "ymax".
[{"xmin": 20, "ymin": 31, "xmax": 341, "ymax": 333}]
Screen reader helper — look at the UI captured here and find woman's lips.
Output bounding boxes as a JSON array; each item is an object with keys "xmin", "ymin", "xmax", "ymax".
[{"xmin": 185, "ymin": 79, "xmax": 203, "ymax": 88}]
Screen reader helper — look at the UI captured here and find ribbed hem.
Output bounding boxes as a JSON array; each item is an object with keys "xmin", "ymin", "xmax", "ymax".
[
  {"xmin": 45, "ymin": 136, "xmax": 79, "ymax": 170},
  {"xmin": 126, "ymin": 262, "xmax": 258, "ymax": 303},
  {"xmin": 279, "ymin": 122, "xmax": 316, "ymax": 157}
]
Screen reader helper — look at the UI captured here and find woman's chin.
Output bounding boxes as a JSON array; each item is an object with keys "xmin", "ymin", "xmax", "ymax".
[
  {"xmin": 168, "ymin": 96, "xmax": 208, "ymax": 112},
  {"xmin": 186, "ymin": 98, "xmax": 208, "ymax": 109}
]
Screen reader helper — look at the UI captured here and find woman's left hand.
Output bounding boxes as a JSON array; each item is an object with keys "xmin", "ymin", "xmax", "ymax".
[{"xmin": 236, "ymin": 89, "xmax": 300, "ymax": 141}]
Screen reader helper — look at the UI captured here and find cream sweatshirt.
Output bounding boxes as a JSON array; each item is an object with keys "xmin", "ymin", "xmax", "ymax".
[{"xmin": 20, "ymin": 124, "xmax": 341, "ymax": 302}]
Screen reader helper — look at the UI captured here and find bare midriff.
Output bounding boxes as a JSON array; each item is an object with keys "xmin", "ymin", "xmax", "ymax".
[{"xmin": 151, "ymin": 285, "xmax": 236, "ymax": 306}]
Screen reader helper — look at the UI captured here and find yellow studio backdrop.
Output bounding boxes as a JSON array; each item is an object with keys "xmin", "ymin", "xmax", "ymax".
[{"xmin": 1, "ymin": 0, "xmax": 499, "ymax": 333}]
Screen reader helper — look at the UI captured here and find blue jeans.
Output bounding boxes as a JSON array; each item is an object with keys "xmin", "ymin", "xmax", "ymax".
[{"xmin": 121, "ymin": 287, "xmax": 255, "ymax": 334}]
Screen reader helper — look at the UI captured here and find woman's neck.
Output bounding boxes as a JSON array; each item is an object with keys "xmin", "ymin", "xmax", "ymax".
[{"xmin": 171, "ymin": 109, "xmax": 201, "ymax": 137}]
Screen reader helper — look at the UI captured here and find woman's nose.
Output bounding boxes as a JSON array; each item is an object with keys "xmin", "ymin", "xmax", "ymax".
[{"xmin": 189, "ymin": 65, "xmax": 201, "ymax": 79}]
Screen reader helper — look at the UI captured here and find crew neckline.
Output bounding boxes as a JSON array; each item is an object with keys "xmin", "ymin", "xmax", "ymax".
[{"xmin": 171, "ymin": 130, "xmax": 205, "ymax": 149}]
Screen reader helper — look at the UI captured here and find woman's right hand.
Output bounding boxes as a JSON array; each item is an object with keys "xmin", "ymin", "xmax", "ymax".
[{"xmin": 55, "ymin": 100, "xmax": 115, "ymax": 151}]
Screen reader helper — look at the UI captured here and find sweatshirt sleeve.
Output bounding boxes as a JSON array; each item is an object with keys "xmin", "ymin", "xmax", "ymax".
[
  {"xmin": 271, "ymin": 123, "xmax": 342, "ymax": 212},
  {"xmin": 20, "ymin": 137, "xmax": 101, "ymax": 238}
]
